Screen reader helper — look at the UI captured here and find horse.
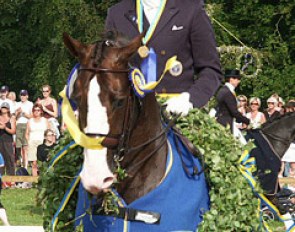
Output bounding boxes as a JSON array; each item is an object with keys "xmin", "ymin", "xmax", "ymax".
[
  {"xmin": 62, "ymin": 31, "xmax": 209, "ymax": 231},
  {"xmin": 246, "ymin": 112, "xmax": 295, "ymax": 196}
]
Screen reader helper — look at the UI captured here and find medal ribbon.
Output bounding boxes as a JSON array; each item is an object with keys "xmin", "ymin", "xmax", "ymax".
[
  {"xmin": 136, "ymin": 0, "xmax": 167, "ymax": 45},
  {"xmin": 130, "ymin": 55, "xmax": 178, "ymax": 97}
]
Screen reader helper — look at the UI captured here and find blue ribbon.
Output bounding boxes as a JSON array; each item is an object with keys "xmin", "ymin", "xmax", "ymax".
[
  {"xmin": 141, "ymin": 48, "xmax": 157, "ymax": 85},
  {"xmin": 58, "ymin": 63, "xmax": 80, "ymax": 114}
]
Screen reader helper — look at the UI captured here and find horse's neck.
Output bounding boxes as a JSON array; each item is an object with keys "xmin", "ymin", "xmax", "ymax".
[
  {"xmin": 118, "ymin": 94, "xmax": 167, "ymax": 204},
  {"xmin": 263, "ymin": 115, "xmax": 295, "ymax": 158}
]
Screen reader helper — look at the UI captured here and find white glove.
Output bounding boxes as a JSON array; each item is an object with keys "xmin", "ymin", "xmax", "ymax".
[{"xmin": 165, "ymin": 92, "xmax": 193, "ymax": 116}]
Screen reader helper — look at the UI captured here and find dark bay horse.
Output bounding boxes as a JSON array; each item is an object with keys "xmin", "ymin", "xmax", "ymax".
[
  {"xmin": 247, "ymin": 112, "xmax": 295, "ymax": 195},
  {"xmin": 62, "ymin": 31, "xmax": 209, "ymax": 231}
]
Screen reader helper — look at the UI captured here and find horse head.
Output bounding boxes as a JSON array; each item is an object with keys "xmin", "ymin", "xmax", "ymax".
[
  {"xmin": 261, "ymin": 112, "xmax": 295, "ymax": 158},
  {"xmin": 63, "ymin": 31, "xmax": 143, "ymax": 195}
]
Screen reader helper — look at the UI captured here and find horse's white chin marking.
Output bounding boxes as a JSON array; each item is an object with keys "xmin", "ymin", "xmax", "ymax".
[{"xmin": 80, "ymin": 77, "xmax": 114, "ymax": 194}]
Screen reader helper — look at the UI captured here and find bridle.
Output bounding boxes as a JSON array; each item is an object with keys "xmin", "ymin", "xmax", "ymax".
[
  {"xmin": 78, "ymin": 68, "xmax": 129, "ymax": 74},
  {"xmin": 76, "ymin": 39, "xmax": 202, "ymax": 177},
  {"xmin": 78, "ymin": 65, "xmax": 170, "ymax": 174}
]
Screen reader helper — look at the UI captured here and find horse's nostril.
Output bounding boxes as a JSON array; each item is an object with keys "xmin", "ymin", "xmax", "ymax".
[
  {"xmin": 88, "ymin": 186, "xmax": 101, "ymax": 195},
  {"xmin": 103, "ymin": 177, "xmax": 114, "ymax": 188}
]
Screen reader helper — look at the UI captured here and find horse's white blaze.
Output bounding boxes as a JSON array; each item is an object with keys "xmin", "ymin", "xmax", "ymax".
[{"xmin": 80, "ymin": 77, "xmax": 114, "ymax": 194}]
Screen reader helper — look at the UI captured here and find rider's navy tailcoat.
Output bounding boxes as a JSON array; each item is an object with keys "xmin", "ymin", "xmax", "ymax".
[{"xmin": 105, "ymin": 0, "xmax": 222, "ymax": 108}]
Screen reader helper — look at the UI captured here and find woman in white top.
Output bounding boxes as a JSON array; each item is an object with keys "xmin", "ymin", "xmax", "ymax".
[
  {"xmin": 25, "ymin": 103, "xmax": 49, "ymax": 176},
  {"xmin": 246, "ymin": 97, "xmax": 266, "ymax": 129}
]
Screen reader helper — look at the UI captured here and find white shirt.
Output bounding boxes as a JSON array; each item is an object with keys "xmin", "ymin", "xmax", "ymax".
[
  {"xmin": 246, "ymin": 112, "xmax": 264, "ymax": 129},
  {"xmin": 16, "ymin": 100, "xmax": 33, "ymax": 124},
  {"xmin": 142, "ymin": 0, "xmax": 161, "ymax": 23},
  {"xmin": 225, "ymin": 82, "xmax": 236, "ymax": 95}
]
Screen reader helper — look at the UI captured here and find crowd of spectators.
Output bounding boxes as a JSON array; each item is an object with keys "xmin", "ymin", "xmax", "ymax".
[
  {"xmin": 0, "ymin": 85, "xmax": 59, "ymax": 188},
  {"xmin": 236, "ymin": 93, "xmax": 295, "ymax": 178},
  {"xmin": 0, "ymin": 83, "xmax": 294, "ymax": 188}
]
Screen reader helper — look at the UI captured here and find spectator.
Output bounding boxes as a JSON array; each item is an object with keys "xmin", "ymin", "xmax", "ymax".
[
  {"xmin": 0, "ymin": 86, "xmax": 15, "ymax": 114},
  {"xmin": 236, "ymin": 95, "xmax": 249, "ymax": 130},
  {"xmin": 7, "ymin": 91, "xmax": 17, "ymax": 111},
  {"xmin": 285, "ymin": 101, "xmax": 295, "ymax": 113},
  {"xmin": 237, "ymin": 95, "xmax": 249, "ymax": 115},
  {"xmin": 15, "ymin": 90, "xmax": 33, "ymax": 169},
  {"xmin": 40, "ymin": 85, "xmax": 60, "ymax": 140},
  {"xmin": 26, "ymin": 103, "xmax": 49, "ymax": 176},
  {"xmin": 37, "ymin": 129, "xmax": 56, "ymax": 163},
  {"xmin": 0, "ymin": 102, "xmax": 16, "ymax": 177},
  {"xmin": 0, "ymin": 152, "xmax": 10, "ymax": 226},
  {"xmin": 278, "ymin": 97, "xmax": 285, "ymax": 115},
  {"xmin": 263, "ymin": 96, "xmax": 281, "ymax": 122},
  {"xmin": 246, "ymin": 97, "xmax": 266, "ymax": 129}
]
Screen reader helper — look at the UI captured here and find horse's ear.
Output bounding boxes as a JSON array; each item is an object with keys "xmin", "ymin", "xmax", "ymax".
[
  {"xmin": 119, "ymin": 33, "xmax": 144, "ymax": 60},
  {"xmin": 63, "ymin": 32, "xmax": 85, "ymax": 58}
]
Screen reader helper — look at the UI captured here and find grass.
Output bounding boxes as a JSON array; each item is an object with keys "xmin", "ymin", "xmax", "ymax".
[
  {"xmin": 0, "ymin": 187, "xmax": 288, "ymax": 231},
  {"xmin": 0, "ymin": 187, "xmax": 43, "ymax": 226}
]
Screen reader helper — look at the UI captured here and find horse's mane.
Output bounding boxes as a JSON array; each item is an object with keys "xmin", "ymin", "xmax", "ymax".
[{"xmin": 262, "ymin": 111, "xmax": 295, "ymax": 129}]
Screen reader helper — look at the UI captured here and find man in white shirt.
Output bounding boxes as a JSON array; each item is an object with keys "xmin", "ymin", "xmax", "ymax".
[
  {"xmin": 0, "ymin": 86, "xmax": 15, "ymax": 114},
  {"xmin": 15, "ymin": 90, "xmax": 33, "ymax": 169}
]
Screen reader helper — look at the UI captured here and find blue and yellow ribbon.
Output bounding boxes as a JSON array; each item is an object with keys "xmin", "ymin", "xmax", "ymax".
[
  {"xmin": 239, "ymin": 150, "xmax": 295, "ymax": 231},
  {"xmin": 136, "ymin": 0, "xmax": 167, "ymax": 45},
  {"xmin": 129, "ymin": 55, "xmax": 178, "ymax": 97},
  {"xmin": 59, "ymin": 88, "xmax": 105, "ymax": 150},
  {"xmin": 51, "ymin": 170, "xmax": 81, "ymax": 232}
]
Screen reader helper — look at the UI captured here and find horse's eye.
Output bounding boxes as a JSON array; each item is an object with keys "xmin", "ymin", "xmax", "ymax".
[{"xmin": 112, "ymin": 99, "xmax": 125, "ymax": 109}]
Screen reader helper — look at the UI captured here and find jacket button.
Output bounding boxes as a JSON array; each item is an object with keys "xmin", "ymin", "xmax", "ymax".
[{"xmin": 160, "ymin": 50, "xmax": 166, "ymax": 56}]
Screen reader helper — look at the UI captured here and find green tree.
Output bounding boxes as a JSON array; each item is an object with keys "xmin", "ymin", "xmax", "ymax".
[
  {"xmin": 208, "ymin": 0, "xmax": 295, "ymax": 102},
  {"xmin": 0, "ymin": 0, "xmax": 117, "ymax": 99}
]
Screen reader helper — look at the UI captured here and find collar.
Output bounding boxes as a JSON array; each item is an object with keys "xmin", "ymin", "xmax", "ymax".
[
  {"xmin": 142, "ymin": 0, "xmax": 161, "ymax": 10},
  {"xmin": 225, "ymin": 82, "xmax": 236, "ymax": 94}
]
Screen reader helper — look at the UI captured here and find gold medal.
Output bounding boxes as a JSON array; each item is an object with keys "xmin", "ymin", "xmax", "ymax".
[
  {"xmin": 169, "ymin": 60, "xmax": 183, "ymax": 77},
  {"xmin": 138, "ymin": 45, "xmax": 150, "ymax": 58}
]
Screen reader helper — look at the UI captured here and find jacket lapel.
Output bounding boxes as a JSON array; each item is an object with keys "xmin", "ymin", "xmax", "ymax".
[
  {"xmin": 150, "ymin": 0, "xmax": 179, "ymax": 42},
  {"xmin": 124, "ymin": 1, "xmax": 138, "ymax": 31},
  {"xmin": 124, "ymin": 0, "xmax": 179, "ymax": 43}
]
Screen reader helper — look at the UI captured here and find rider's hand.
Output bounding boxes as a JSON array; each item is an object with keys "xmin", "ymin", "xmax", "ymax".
[{"xmin": 165, "ymin": 92, "xmax": 193, "ymax": 116}]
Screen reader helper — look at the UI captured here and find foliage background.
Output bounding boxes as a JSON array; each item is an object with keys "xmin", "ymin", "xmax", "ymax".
[
  {"xmin": 0, "ymin": 0, "xmax": 294, "ymax": 102},
  {"xmin": 0, "ymin": 1, "xmax": 290, "ymax": 230}
]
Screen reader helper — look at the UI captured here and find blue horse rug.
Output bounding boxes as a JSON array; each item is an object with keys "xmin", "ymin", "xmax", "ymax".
[{"xmin": 75, "ymin": 129, "xmax": 209, "ymax": 232}]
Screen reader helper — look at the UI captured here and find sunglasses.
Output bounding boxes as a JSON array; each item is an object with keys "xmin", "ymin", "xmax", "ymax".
[
  {"xmin": 42, "ymin": 90, "xmax": 49, "ymax": 93},
  {"xmin": 251, "ymin": 103, "xmax": 259, "ymax": 106},
  {"xmin": 267, "ymin": 102, "xmax": 275, "ymax": 104}
]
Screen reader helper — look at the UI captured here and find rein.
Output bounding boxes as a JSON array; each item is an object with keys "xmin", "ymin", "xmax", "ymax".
[{"xmin": 261, "ymin": 131, "xmax": 292, "ymax": 146}]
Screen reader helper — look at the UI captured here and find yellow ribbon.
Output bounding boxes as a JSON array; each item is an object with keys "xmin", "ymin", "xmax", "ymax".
[
  {"xmin": 136, "ymin": 0, "xmax": 167, "ymax": 45},
  {"xmin": 59, "ymin": 88, "xmax": 105, "ymax": 150},
  {"xmin": 239, "ymin": 150, "xmax": 295, "ymax": 231},
  {"xmin": 130, "ymin": 56, "xmax": 178, "ymax": 96}
]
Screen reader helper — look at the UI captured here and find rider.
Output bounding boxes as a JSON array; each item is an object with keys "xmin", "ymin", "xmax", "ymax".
[
  {"xmin": 105, "ymin": 0, "xmax": 222, "ymax": 116},
  {"xmin": 215, "ymin": 69, "xmax": 250, "ymax": 133}
]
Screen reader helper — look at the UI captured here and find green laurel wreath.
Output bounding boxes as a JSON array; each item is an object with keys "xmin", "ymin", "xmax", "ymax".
[
  {"xmin": 37, "ymin": 108, "xmax": 263, "ymax": 232},
  {"xmin": 218, "ymin": 45, "xmax": 263, "ymax": 78}
]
